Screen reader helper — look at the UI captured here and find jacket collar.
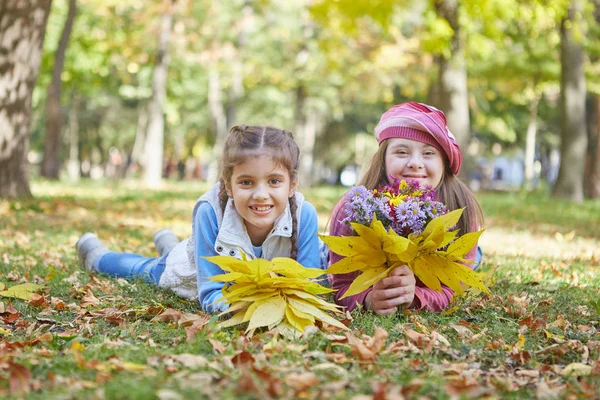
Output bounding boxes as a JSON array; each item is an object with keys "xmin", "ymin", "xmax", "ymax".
[{"xmin": 214, "ymin": 196, "xmax": 293, "ymax": 257}]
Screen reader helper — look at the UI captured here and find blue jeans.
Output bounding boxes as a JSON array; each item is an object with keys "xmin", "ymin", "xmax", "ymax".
[{"xmin": 94, "ymin": 252, "xmax": 168, "ymax": 285}]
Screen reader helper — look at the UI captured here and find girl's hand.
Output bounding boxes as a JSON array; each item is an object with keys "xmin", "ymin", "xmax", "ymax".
[{"xmin": 364, "ymin": 265, "xmax": 416, "ymax": 315}]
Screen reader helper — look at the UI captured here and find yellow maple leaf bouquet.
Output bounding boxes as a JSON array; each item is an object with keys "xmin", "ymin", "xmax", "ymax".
[
  {"xmin": 320, "ymin": 179, "xmax": 489, "ymax": 299},
  {"xmin": 206, "ymin": 255, "xmax": 348, "ymax": 336}
]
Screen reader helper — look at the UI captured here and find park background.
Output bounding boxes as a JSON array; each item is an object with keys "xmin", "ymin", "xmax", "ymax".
[{"xmin": 1, "ymin": 0, "xmax": 600, "ymax": 398}]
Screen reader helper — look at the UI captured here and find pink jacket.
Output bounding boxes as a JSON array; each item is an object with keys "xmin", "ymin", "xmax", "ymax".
[{"xmin": 327, "ymin": 198, "xmax": 477, "ymax": 312}]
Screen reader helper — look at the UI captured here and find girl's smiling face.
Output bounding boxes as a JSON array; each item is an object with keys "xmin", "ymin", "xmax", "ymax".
[
  {"xmin": 226, "ymin": 154, "xmax": 297, "ymax": 246},
  {"xmin": 384, "ymin": 138, "xmax": 444, "ymax": 188}
]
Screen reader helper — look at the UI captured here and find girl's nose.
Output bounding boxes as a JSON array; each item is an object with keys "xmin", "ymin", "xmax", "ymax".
[
  {"xmin": 406, "ymin": 154, "xmax": 424, "ymax": 169},
  {"xmin": 252, "ymin": 184, "xmax": 269, "ymax": 200}
]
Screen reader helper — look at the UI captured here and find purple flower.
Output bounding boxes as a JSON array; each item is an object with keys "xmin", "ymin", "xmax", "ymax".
[{"xmin": 342, "ymin": 181, "xmax": 448, "ymax": 237}]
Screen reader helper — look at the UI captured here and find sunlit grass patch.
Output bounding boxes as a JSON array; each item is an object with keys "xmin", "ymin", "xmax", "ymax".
[{"xmin": 1, "ymin": 180, "xmax": 599, "ymax": 399}]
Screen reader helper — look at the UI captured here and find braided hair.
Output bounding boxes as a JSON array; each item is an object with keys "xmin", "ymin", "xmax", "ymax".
[{"xmin": 218, "ymin": 125, "xmax": 300, "ymax": 259}]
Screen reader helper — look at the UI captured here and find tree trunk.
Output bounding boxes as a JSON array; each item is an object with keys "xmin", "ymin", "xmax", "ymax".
[
  {"xmin": 294, "ymin": 85, "xmax": 313, "ymax": 186},
  {"xmin": 0, "ymin": 0, "xmax": 52, "ymax": 199},
  {"xmin": 433, "ymin": 0, "xmax": 470, "ymax": 154},
  {"xmin": 41, "ymin": 0, "xmax": 76, "ymax": 179},
  {"xmin": 552, "ymin": 3, "xmax": 587, "ymax": 202},
  {"xmin": 127, "ymin": 104, "xmax": 148, "ymax": 177},
  {"xmin": 66, "ymin": 93, "xmax": 80, "ymax": 183},
  {"xmin": 587, "ymin": 95, "xmax": 600, "ymax": 198},
  {"xmin": 206, "ymin": 64, "xmax": 228, "ymax": 184},
  {"xmin": 143, "ymin": 0, "xmax": 173, "ymax": 188},
  {"xmin": 523, "ymin": 93, "xmax": 539, "ymax": 190}
]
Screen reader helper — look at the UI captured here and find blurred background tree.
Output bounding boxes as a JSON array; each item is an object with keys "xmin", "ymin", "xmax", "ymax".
[{"xmin": 1, "ymin": 0, "xmax": 599, "ymax": 201}]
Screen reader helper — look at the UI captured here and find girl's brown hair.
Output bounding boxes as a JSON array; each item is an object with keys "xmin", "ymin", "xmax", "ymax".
[
  {"xmin": 357, "ymin": 139, "xmax": 484, "ymax": 236},
  {"xmin": 217, "ymin": 125, "xmax": 301, "ymax": 259}
]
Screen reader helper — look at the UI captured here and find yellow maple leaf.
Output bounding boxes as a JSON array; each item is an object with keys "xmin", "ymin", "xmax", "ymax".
[
  {"xmin": 207, "ymin": 256, "xmax": 347, "ymax": 336},
  {"xmin": 0, "ymin": 283, "xmax": 45, "ymax": 300},
  {"xmin": 323, "ymin": 209, "xmax": 490, "ymax": 298}
]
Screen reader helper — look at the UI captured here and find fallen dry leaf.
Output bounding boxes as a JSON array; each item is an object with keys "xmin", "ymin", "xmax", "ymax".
[
  {"xmin": 450, "ymin": 323, "xmax": 473, "ymax": 339},
  {"xmin": 209, "ymin": 338, "xmax": 226, "ymax": 354},
  {"xmin": 284, "ymin": 372, "xmax": 319, "ymax": 392},
  {"xmin": 346, "ymin": 327, "xmax": 388, "ymax": 362},
  {"xmin": 152, "ymin": 308, "xmax": 182, "ymax": 323},
  {"xmin": 9, "ymin": 361, "xmax": 31, "ymax": 396},
  {"xmin": 80, "ymin": 289, "xmax": 99, "ymax": 307},
  {"xmin": 169, "ymin": 354, "xmax": 208, "ymax": 368}
]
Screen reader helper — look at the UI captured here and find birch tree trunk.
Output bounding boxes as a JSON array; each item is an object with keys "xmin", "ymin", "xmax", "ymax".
[
  {"xmin": 206, "ymin": 64, "xmax": 228, "ymax": 184},
  {"xmin": 552, "ymin": 2, "xmax": 587, "ymax": 202},
  {"xmin": 587, "ymin": 95, "xmax": 600, "ymax": 199},
  {"xmin": 433, "ymin": 0, "xmax": 471, "ymax": 153},
  {"xmin": 524, "ymin": 93, "xmax": 539, "ymax": 190},
  {"xmin": 0, "ymin": 0, "xmax": 52, "ymax": 199},
  {"xmin": 66, "ymin": 93, "xmax": 80, "ymax": 183},
  {"xmin": 41, "ymin": 0, "xmax": 76, "ymax": 179},
  {"xmin": 144, "ymin": 0, "xmax": 173, "ymax": 188}
]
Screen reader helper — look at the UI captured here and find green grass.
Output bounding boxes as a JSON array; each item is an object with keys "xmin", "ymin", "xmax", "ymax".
[{"xmin": 0, "ymin": 180, "xmax": 599, "ymax": 399}]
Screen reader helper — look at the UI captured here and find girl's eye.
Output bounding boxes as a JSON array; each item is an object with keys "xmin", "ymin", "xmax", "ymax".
[
  {"xmin": 270, "ymin": 179, "xmax": 282, "ymax": 185},
  {"xmin": 424, "ymin": 150, "xmax": 437, "ymax": 156},
  {"xmin": 239, "ymin": 180, "xmax": 252, "ymax": 186}
]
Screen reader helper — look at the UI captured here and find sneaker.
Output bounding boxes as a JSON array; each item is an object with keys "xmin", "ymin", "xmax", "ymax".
[
  {"xmin": 153, "ymin": 228, "xmax": 179, "ymax": 256},
  {"xmin": 76, "ymin": 232, "xmax": 109, "ymax": 271}
]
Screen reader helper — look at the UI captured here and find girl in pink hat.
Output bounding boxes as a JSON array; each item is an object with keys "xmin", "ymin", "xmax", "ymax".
[{"xmin": 328, "ymin": 102, "xmax": 484, "ymax": 315}]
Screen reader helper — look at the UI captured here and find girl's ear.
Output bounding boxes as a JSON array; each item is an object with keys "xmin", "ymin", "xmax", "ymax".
[
  {"xmin": 288, "ymin": 178, "xmax": 298, "ymax": 198},
  {"xmin": 225, "ymin": 184, "xmax": 233, "ymax": 197}
]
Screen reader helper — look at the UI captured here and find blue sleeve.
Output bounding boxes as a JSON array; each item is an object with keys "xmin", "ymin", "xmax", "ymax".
[
  {"xmin": 194, "ymin": 203, "xmax": 229, "ymax": 313},
  {"xmin": 296, "ymin": 201, "xmax": 321, "ymax": 270}
]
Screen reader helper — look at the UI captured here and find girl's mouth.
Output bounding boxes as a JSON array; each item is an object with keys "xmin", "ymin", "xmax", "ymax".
[{"xmin": 251, "ymin": 205, "xmax": 273, "ymax": 212}]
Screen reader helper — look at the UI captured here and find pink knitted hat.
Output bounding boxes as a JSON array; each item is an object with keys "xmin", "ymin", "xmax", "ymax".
[{"xmin": 374, "ymin": 102, "xmax": 463, "ymax": 174}]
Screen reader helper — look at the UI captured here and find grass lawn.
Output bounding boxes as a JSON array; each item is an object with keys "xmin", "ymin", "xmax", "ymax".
[{"xmin": 1, "ymin": 180, "xmax": 599, "ymax": 399}]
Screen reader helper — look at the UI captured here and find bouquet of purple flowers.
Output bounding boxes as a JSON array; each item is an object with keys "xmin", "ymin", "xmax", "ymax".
[
  {"xmin": 342, "ymin": 179, "xmax": 448, "ymax": 237},
  {"xmin": 321, "ymin": 178, "xmax": 488, "ymax": 298}
]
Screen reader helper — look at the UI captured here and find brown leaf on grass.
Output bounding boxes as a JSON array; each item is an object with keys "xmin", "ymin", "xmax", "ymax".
[
  {"xmin": 536, "ymin": 381, "xmax": 564, "ymax": 400},
  {"xmin": 537, "ymin": 298, "xmax": 555, "ymax": 307},
  {"xmin": 518, "ymin": 315, "xmax": 546, "ymax": 330},
  {"xmin": 104, "ymin": 314, "xmax": 126, "ymax": 326},
  {"xmin": 450, "ymin": 323, "xmax": 473, "ymax": 339},
  {"xmin": 179, "ymin": 314, "xmax": 209, "ymax": 343},
  {"xmin": 485, "ymin": 338, "xmax": 505, "ymax": 350},
  {"xmin": 145, "ymin": 305, "xmax": 165, "ymax": 316},
  {"xmin": 80, "ymin": 289, "xmax": 99, "ymax": 307},
  {"xmin": 284, "ymin": 372, "xmax": 319, "ymax": 392},
  {"xmin": 546, "ymin": 314, "xmax": 570, "ymax": 330},
  {"xmin": 152, "ymin": 308, "xmax": 182, "ymax": 323},
  {"xmin": 371, "ymin": 381, "xmax": 404, "ymax": 400},
  {"xmin": 209, "ymin": 338, "xmax": 226, "ymax": 354},
  {"xmin": 9, "ymin": 361, "xmax": 31, "ymax": 396},
  {"xmin": 403, "ymin": 328, "xmax": 430, "ymax": 348},
  {"xmin": 178, "ymin": 312, "xmax": 207, "ymax": 327},
  {"xmin": 236, "ymin": 366, "xmax": 282, "ymax": 399},
  {"xmin": 444, "ymin": 376, "xmax": 487, "ymax": 398},
  {"xmin": 509, "ymin": 350, "xmax": 531, "ymax": 365},
  {"xmin": 592, "ymin": 360, "xmax": 600, "ymax": 376},
  {"xmin": 6, "ymin": 302, "xmax": 18, "ymax": 314},
  {"xmin": 50, "ymin": 297, "xmax": 68, "ymax": 310},
  {"xmin": 168, "ymin": 354, "xmax": 209, "ymax": 368},
  {"xmin": 505, "ymin": 293, "xmax": 530, "ymax": 317},
  {"xmin": 231, "ymin": 351, "xmax": 255, "ymax": 367},
  {"xmin": 346, "ymin": 327, "xmax": 388, "ymax": 362},
  {"xmin": 515, "ymin": 369, "xmax": 539, "ymax": 378},
  {"xmin": 28, "ymin": 294, "xmax": 48, "ymax": 308}
]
